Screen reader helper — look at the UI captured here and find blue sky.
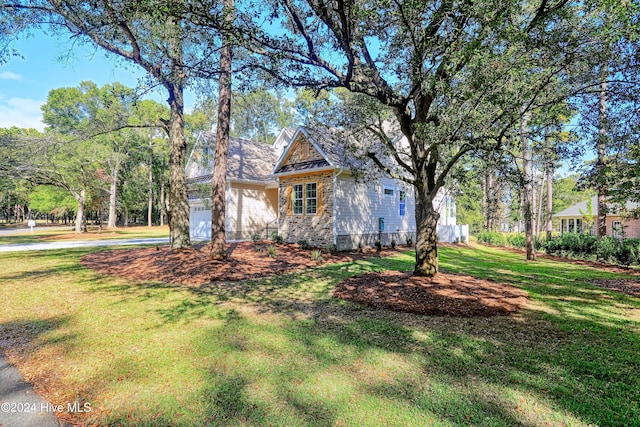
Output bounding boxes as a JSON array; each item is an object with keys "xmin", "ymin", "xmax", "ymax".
[{"xmin": 0, "ymin": 30, "xmax": 194, "ymax": 131}]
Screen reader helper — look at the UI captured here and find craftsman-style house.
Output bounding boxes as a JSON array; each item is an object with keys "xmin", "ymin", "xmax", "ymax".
[{"xmin": 186, "ymin": 127, "xmax": 465, "ymax": 250}]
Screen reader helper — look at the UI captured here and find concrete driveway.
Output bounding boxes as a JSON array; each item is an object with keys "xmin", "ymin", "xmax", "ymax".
[{"xmin": 0, "ymin": 237, "xmax": 170, "ymax": 253}]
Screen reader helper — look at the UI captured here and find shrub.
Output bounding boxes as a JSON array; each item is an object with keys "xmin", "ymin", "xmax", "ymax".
[
  {"xmin": 374, "ymin": 241, "xmax": 382, "ymax": 252},
  {"xmin": 476, "ymin": 231, "xmax": 506, "ymax": 247},
  {"xmin": 270, "ymin": 232, "xmax": 284, "ymax": 244},
  {"xmin": 621, "ymin": 239, "xmax": 640, "ymax": 266},
  {"xmin": 390, "ymin": 239, "xmax": 397, "ymax": 249},
  {"xmin": 267, "ymin": 245, "xmax": 277, "ymax": 258},
  {"xmin": 310, "ymin": 249, "xmax": 323, "ymax": 263},
  {"xmin": 406, "ymin": 236, "xmax": 413, "ymax": 247},
  {"xmin": 506, "ymin": 233, "xmax": 526, "ymax": 248},
  {"xmin": 251, "ymin": 232, "xmax": 261, "ymax": 243},
  {"xmin": 541, "ymin": 234, "xmax": 640, "ymax": 266},
  {"xmin": 326, "ymin": 243, "xmax": 338, "ymax": 254},
  {"xmin": 542, "ymin": 233, "xmax": 597, "ymax": 258},
  {"xmin": 534, "ymin": 236, "xmax": 544, "ymax": 251},
  {"xmin": 297, "ymin": 239, "xmax": 310, "ymax": 250},
  {"xmin": 596, "ymin": 236, "xmax": 619, "ymax": 263}
]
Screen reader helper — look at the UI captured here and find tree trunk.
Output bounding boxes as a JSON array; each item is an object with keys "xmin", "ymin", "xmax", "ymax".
[
  {"xmin": 597, "ymin": 81, "xmax": 607, "ymax": 238},
  {"xmin": 166, "ymin": 84, "xmax": 191, "ymax": 249},
  {"xmin": 107, "ymin": 164, "xmax": 118, "ymax": 228},
  {"xmin": 164, "ymin": 12, "xmax": 191, "ymax": 249},
  {"xmin": 160, "ymin": 158, "xmax": 167, "ymax": 227},
  {"xmin": 210, "ymin": 0, "xmax": 234, "ymax": 260},
  {"xmin": 546, "ymin": 164, "xmax": 553, "ymax": 240},
  {"xmin": 521, "ymin": 111, "xmax": 535, "ymax": 260},
  {"xmin": 74, "ymin": 189, "xmax": 85, "ymax": 234},
  {"xmin": 536, "ymin": 173, "xmax": 545, "ymax": 237},
  {"xmin": 414, "ymin": 186, "xmax": 440, "ymax": 276},
  {"xmin": 481, "ymin": 173, "xmax": 487, "ymax": 230},
  {"xmin": 148, "ymin": 140, "xmax": 154, "ymax": 227}
]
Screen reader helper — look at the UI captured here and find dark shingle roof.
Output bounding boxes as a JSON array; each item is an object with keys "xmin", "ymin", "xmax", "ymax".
[
  {"xmin": 192, "ymin": 132, "xmax": 279, "ymax": 182},
  {"xmin": 277, "ymin": 159, "xmax": 330, "ymax": 173}
]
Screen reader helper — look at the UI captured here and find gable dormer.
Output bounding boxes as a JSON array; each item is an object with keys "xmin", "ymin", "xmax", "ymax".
[{"xmin": 272, "ymin": 131, "xmax": 334, "ymax": 176}]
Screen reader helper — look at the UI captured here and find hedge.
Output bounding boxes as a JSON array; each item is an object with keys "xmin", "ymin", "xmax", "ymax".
[{"xmin": 475, "ymin": 232, "xmax": 640, "ymax": 266}]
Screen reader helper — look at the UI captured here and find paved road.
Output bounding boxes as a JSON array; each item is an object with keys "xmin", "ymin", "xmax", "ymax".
[
  {"xmin": 0, "ymin": 226, "xmax": 69, "ymax": 236},
  {"xmin": 0, "ymin": 237, "xmax": 170, "ymax": 253},
  {"xmin": 0, "ymin": 355, "xmax": 65, "ymax": 427}
]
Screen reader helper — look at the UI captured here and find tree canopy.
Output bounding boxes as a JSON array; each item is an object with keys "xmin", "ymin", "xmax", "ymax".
[{"xmin": 237, "ymin": 0, "xmax": 637, "ymax": 275}]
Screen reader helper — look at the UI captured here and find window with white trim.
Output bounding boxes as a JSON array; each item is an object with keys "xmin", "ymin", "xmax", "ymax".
[
  {"xmin": 399, "ymin": 191, "xmax": 406, "ymax": 216},
  {"xmin": 292, "ymin": 184, "xmax": 304, "ymax": 215},
  {"xmin": 612, "ymin": 220, "xmax": 623, "ymax": 239},
  {"xmin": 306, "ymin": 183, "xmax": 317, "ymax": 215}
]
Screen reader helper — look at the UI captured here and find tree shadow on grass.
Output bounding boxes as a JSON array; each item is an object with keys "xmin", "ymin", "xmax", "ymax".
[
  {"xmin": 81, "ymin": 249, "xmax": 640, "ymax": 426},
  {"xmin": 187, "ymin": 300, "xmax": 639, "ymax": 426},
  {"xmin": 0, "ymin": 316, "xmax": 74, "ymax": 356},
  {"xmin": 439, "ymin": 245, "xmax": 640, "ymax": 329}
]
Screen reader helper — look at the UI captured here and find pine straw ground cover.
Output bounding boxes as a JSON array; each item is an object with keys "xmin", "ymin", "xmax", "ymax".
[
  {"xmin": 80, "ymin": 242, "xmax": 529, "ymax": 317},
  {"xmin": 0, "ymin": 243, "xmax": 638, "ymax": 426}
]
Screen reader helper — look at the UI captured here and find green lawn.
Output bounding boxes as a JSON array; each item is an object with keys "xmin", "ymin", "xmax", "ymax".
[
  {"xmin": 0, "ymin": 225, "xmax": 170, "ymax": 245},
  {"xmin": 0, "ymin": 244, "xmax": 638, "ymax": 426}
]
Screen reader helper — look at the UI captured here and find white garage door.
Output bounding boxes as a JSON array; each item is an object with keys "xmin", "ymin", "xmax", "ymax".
[{"xmin": 190, "ymin": 206, "xmax": 211, "ymax": 240}]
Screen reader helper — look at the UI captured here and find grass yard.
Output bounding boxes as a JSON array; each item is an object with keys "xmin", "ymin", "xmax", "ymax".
[
  {"xmin": 0, "ymin": 225, "xmax": 170, "ymax": 245},
  {"xmin": 0, "ymin": 244, "xmax": 639, "ymax": 426}
]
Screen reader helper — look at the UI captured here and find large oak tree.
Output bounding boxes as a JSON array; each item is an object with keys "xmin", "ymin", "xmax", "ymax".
[{"xmin": 241, "ymin": 0, "xmax": 599, "ymax": 275}]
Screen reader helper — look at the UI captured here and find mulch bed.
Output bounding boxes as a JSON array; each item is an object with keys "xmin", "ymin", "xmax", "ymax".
[
  {"xmin": 81, "ymin": 241, "xmax": 530, "ymax": 317},
  {"xmin": 80, "ymin": 241, "xmax": 375, "ymax": 286},
  {"xmin": 589, "ymin": 278, "xmax": 640, "ymax": 297},
  {"xmin": 333, "ymin": 270, "xmax": 529, "ymax": 317}
]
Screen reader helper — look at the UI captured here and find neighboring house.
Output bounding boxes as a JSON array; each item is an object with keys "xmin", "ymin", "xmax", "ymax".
[
  {"xmin": 186, "ymin": 126, "xmax": 466, "ymax": 248},
  {"xmin": 553, "ymin": 196, "xmax": 640, "ymax": 239}
]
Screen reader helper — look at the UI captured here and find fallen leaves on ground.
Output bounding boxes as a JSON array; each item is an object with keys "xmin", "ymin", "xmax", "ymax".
[{"xmin": 334, "ymin": 270, "xmax": 529, "ymax": 317}]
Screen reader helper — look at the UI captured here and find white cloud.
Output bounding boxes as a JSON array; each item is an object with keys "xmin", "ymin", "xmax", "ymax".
[
  {"xmin": 0, "ymin": 71, "xmax": 22, "ymax": 81},
  {"xmin": 0, "ymin": 97, "xmax": 45, "ymax": 131}
]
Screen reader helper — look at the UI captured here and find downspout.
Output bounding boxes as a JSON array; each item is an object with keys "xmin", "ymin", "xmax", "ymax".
[{"xmin": 332, "ymin": 167, "xmax": 344, "ymax": 246}]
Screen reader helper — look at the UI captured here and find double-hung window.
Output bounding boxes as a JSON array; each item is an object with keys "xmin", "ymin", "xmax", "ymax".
[
  {"xmin": 292, "ymin": 184, "xmax": 304, "ymax": 215},
  {"xmin": 399, "ymin": 191, "xmax": 406, "ymax": 216},
  {"xmin": 291, "ymin": 182, "xmax": 319, "ymax": 215},
  {"xmin": 306, "ymin": 183, "xmax": 317, "ymax": 215},
  {"xmin": 612, "ymin": 220, "xmax": 623, "ymax": 239}
]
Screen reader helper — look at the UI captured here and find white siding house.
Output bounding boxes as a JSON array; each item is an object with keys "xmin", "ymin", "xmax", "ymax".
[
  {"xmin": 186, "ymin": 132, "xmax": 279, "ymax": 240},
  {"xmin": 186, "ymin": 126, "xmax": 466, "ymax": 248},
  {"xmin": 334, "ymin": 176, "xmax": 417, "ymax": 248},
  {"xmin": 272, "ymin": 127, "xmax": 466, "ymax": 249}
]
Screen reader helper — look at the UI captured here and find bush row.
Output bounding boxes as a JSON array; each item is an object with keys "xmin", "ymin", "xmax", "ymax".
[
  {"xmin": 543, "ymin": 235, "xmax": 640, "ymax": 266},
  {"xmin": 476, "ymin": 231, "xmax": 640, "ymax": 266},
  {"xmin": 476, "ymin": 231, "xmax": 540, "ymax": 249}
]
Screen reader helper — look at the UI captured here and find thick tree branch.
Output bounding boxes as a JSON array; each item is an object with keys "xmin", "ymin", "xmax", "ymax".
[{"xmin": 366, "ymin": 152, "xmax": 415, "ymax": 186}]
